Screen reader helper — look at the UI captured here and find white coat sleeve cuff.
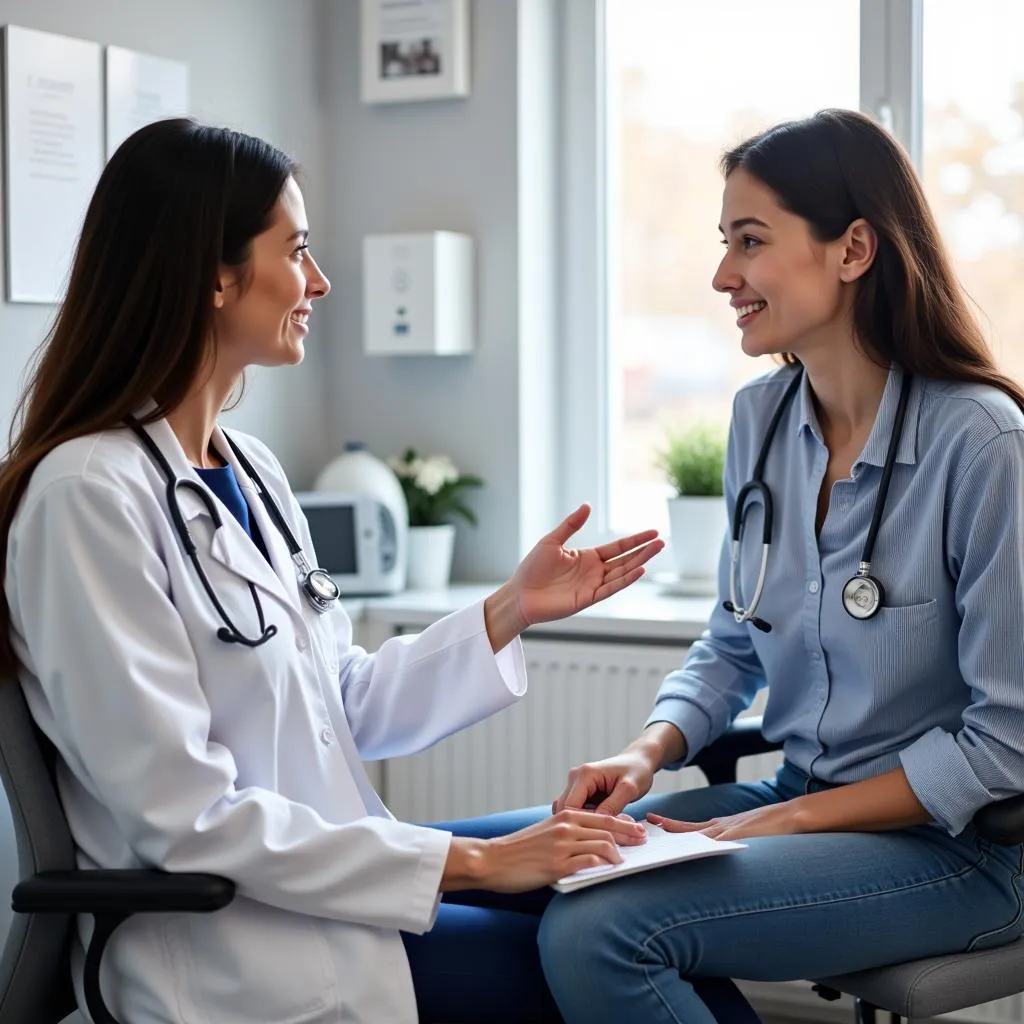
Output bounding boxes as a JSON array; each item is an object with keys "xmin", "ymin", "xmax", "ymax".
[
  {"xmin": 899, "ymin": 727, "xmax": 991, "ymax": 836},
  {"xmin": 644, "ymin": 698, "xmax": 712, "ymax": 770},
  {"xmin": 404, "ymin": 826, "xmax": 453, "ymax": 934}
]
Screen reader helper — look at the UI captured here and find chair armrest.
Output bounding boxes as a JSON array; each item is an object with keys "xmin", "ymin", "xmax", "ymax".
[
  {"xmin": 13, "ymin": 868, "xmax": 235, "ymax": 915},
  {"xmin": 689, "ymin": 716, "xmax": 782, "ymax": 785},
  {"xmin": 973, "ymin": 794, "xmax": 1024, "ymax": 846}
]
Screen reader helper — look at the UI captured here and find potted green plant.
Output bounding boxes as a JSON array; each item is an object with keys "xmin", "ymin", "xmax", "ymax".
[
  {"xmin": 654, "ymin": 424, "xmax": 728, "ymax": 588},
  {"xmin": 388, "ymin": 449, "xmax": 483, "ymax": 589}
]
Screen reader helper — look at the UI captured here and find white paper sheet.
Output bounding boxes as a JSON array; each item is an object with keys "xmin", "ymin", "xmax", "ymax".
[{"xmin": 552, "ymin": 821, "xmax": 746, "ymax": 893}]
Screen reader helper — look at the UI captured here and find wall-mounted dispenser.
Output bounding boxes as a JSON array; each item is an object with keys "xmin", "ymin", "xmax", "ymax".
[{"xmin": 362, "ymin": 231, "xmax": 474, "ymax": 355}]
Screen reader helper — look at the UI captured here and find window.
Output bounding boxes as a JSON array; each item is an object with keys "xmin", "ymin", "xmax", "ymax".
[
  {"xmin": 922, "ymin": 1, "xmax": 1024, "ymax": 383},
  {"xmin": 605, "ymin": 0, "xmax": 860, "ymax": 535},
  {"xmin": 560, "ymin": 1, "xmax": 941, "ymax": 542}
]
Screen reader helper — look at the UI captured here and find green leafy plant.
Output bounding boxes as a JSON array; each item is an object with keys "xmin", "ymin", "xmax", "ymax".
[
  {"xmin": 654, "ymin": 424, "xmax": 727, "ymax": 498},
  {"xmin": 388, "ymin": 449, "xmax": 483, "ymax": 527}
]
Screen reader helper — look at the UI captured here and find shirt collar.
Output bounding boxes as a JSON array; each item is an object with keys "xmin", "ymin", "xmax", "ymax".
[{"xmin": 794, "ymin": 363, "xmax": 921, "ymax": 467}]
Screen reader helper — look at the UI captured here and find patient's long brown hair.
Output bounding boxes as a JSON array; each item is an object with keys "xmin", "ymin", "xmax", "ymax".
[
  {"xmin": 0, "ymin": 119, "xmax": 295, "ymax": 675},
  {"xmin": 722, "ymin": 108, "xmax": 1024, "ymax": 410}
]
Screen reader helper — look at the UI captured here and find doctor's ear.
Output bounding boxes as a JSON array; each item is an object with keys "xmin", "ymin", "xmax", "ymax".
[
  {"xmin": 213, "ymin": 267, "xmax": 244, "ymax": 309},
  {"xmin": 837, "ymin": 218, "xmax": 878, "ymax": 284}
]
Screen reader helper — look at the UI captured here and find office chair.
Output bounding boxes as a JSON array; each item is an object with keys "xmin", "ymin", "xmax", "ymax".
[
  {"xmin": 691, "ymin": 717, "xmax": 1024, "ymax": 1024},
  {"xmin": 0, "ymin": 676, "xmax": 234, "ymax": 1024}
]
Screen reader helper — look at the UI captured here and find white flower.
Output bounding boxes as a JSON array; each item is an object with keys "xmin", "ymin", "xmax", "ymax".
[{"xmin": 414, "ymin": 455, "xmax": 457, "ymax": 495}]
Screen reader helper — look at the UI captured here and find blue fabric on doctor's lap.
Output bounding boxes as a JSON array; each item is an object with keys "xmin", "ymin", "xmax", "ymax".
[{"xmin": 401, "ymin": 818, "xmax": 762, "ymax": 1024}]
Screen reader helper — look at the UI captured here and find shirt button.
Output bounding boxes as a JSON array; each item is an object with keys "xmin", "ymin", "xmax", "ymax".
[
  {"xmin": 320, "ymin": 726, "xmax": 334, "ymax": 746},
  {"xmin": 808, "ymin": 581, "xmax": 820, "ymax": 594},
  {"xmin": 295, "ymin": 634, "xmax": 309, "ymax": 653}
]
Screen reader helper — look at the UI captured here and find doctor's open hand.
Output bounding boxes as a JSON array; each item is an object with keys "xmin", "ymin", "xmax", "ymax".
[{"xmin": 483, "ymin": 504, "xmax": 663, "ymax": 652}]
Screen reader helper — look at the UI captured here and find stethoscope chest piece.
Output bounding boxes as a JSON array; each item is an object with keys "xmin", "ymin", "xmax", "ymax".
[
  {"xmin": 302, "ymin": 567, "xmax": 341, "ymax": 612},
  {"xmin": 842, "ymin": 570, "xmax": 884, "ymax": 620}
]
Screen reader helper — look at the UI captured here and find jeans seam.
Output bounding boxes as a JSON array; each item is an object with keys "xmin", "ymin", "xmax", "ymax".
[
  {"xmin": 965, "ymin": 846, "xmax": 1024, "ymax": 952},
  {"xmin": 642, "ymin": 963, "xmax": 685, "ymax": 1024},
  {"xmin": 633, "ymin": 850, "xmax": 986, "ymax": 967}
]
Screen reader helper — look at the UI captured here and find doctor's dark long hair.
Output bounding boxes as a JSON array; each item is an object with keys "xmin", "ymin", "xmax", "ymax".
[
  {"xmin": 722, "ymin": 108, "xmax": 1024, "ymax": 411},
  {"xmin": 0, "ymin": 119, "xmax": 296, "ymax": 675}
]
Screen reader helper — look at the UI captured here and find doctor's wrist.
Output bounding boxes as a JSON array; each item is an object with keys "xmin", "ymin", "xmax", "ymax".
[
  {"xmin": 484, "ymin": 583, "xmax": 529, "ymax": 654},
  {"xmin": 439, "ymin": 836, "xmax": 491, "ymax": 892}
]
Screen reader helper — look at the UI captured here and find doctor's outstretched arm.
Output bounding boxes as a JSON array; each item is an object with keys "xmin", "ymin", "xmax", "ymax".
[{"xmin": 333, "ymin": 504, "xmax": 662, "ymax": 761}]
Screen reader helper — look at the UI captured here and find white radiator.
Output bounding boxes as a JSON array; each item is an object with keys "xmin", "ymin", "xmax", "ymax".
[
  {"xmin": 380, "ymin": 636, "xmax": 1023, "ymax": 1024},
  {"xmin": 383, "ymin": 636, "xmax": 778, "ymax": 823}
]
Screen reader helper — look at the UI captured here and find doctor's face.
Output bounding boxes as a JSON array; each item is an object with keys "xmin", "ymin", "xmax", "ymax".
[
  {"xmin": 712, "ymin": 169, "xmax": 851, "ymax": 361},
  {"xmin": 213, "ymin": 176, "xmax": 331, "ymax": 370}
]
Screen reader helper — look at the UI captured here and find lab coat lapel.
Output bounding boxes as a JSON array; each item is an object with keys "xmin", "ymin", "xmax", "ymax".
[
  {"xmin": 211, "ymin": 424, "xmax": 303, "ymax": 611},
  {"xmin": 140, "ymin": 417, "xmax": 296, "ymax": 612}
]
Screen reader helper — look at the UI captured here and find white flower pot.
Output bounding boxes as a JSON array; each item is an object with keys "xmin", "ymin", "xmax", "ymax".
[
  {"xmin": 406, "ymin": 524, "xmax": 457, "ymax": 590},
  {"xmin": 667, "ymin": 496, "xmax": 728, "ymax": 587}
]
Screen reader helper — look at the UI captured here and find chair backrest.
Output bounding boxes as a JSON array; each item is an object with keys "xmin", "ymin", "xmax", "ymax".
[{"xmin": 0, "ymin": 677, "xmax": 77, "ymax": 1023}]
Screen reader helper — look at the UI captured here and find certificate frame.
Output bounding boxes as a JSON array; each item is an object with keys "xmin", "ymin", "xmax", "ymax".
[
  {"xmin": 3, "ymin": 25, "xmax": 103, "ymax": 304},
  {"xmin": 360, "ymin": 0, "xmax": 471, "ymax": 105}
]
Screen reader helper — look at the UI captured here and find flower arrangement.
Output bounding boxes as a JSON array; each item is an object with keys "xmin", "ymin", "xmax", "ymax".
[
  {"xmin": 654, "ymin": 423, "xmax": 727, "ymax": 497},
  {"xmin": 388, "ymin": 449, "xmax": 483, "ymax": 527}
]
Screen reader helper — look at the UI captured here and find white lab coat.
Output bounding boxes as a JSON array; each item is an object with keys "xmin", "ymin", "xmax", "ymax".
[{"xmin": 4, "ymin": 417, "xmax": 527, "ymax": 1023}]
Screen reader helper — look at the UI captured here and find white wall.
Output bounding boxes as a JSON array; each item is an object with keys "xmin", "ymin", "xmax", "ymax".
[
  {"xmin": 0, "ymin": 0, "xmax": 333, "ymax": 485},
  {"xmin": 319, "ymin": 0, "xmax": 559, "ymax": 582}
]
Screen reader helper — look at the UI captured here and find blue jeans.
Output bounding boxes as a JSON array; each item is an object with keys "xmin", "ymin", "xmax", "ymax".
[
  {"xmin": 402, "ymin": 821, "xmax": 760, "ymax": 1024},
  {"xmin": 406, "ymin": 763, "xmax": 1024, "ymax": 1024}
]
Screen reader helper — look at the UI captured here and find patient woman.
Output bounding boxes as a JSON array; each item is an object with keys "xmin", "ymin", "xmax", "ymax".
[{"xmin": 456, "ymin": 108, "xmax": 1024, "ymax": 1023}]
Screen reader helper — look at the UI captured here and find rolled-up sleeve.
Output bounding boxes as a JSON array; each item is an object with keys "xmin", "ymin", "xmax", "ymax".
[
  {"xmin": 900, "ymin": 428, "xmax": 1024, "ymax": 835},
  {"xmin": 646, "ymin": 402, "xmax": 765, "ymax": 767}
]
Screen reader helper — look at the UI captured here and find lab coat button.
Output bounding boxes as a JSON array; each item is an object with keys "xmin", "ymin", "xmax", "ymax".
[
  {"xmin": 295, "ymin": 633, "xmax": 309, "ymax": 653},
  {"xmin": 808, "ymin": 581, "xmax": 820, "ymax": 594},
  {"xmin": 320, "ymin": 726, "xmax": 334, "ymax": 746}
]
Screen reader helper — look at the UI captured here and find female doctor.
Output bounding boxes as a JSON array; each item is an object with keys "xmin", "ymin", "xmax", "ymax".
[
  {"xmin": 0, "ymin": 119, "xmax": 667, "ymax": 1024},
  {"xmin": 462, "ymin": 109, "xmax": 1024, "ymax": 1023}
]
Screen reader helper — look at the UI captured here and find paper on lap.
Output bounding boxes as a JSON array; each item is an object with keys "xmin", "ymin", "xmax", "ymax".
[{"xmin": 551, "ymin": 821, "xmax": 746, "ymax": 893}]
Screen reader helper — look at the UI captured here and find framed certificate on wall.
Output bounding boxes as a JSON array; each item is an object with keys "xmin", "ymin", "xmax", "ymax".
[{"xmin": 360, "ymin": 0, "xmax": 470, "ymax": 104}]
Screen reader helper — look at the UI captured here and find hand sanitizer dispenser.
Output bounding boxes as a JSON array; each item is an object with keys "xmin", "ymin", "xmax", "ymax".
[{"xmin": 363, "ymin": 231, "xmax": 474, "ymax": 355}]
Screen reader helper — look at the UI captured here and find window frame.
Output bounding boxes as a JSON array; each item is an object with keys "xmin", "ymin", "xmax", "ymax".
[{"xmin": 557, "ymin": 0, "xmax": 923, "ymax": 544}]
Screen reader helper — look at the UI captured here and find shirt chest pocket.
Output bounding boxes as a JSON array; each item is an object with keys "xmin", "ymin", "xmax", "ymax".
[{"xmin": 838, "ymin": 599, "xmax": 948, "ymax": 699}]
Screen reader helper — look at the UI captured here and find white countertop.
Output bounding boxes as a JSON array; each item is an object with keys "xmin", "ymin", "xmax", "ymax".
[{"xmin": 341, "ymin": 577, "xmax": 717, "ymax": 644}]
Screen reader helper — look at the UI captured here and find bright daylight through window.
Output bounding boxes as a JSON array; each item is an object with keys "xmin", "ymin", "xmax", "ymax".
[
  {"xmin": 604, "ymin": 0, "xmax": 1024, "ymax": 539},
  {"xmin": 604, "ymin": 0, "xmax": 859, "ymax": 535}
]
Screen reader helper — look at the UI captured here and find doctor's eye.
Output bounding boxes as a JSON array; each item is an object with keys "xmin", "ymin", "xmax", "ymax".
[
  {"xmin": 291, "ymin": 244, "xmax": 309, "ymax": 261},
  {"xmin": 741, "ymin": 235, "xmax": 762, "ymax": 250}
]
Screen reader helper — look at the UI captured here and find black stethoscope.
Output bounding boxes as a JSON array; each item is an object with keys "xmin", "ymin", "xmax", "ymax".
[
  {"xmin": 722, "ymin": 368, "xmax": 912, "ymax": 633},
  {"xmin": 126, "ymin": 417, "xmax": 340, "ymax": 648}
]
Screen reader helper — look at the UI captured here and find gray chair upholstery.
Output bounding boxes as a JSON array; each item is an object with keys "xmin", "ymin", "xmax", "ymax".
[
  {"xmin": 0, "ymin": 677, "xmax": 233, "ymax": 1024},
  {"xmin": 693, "ymin": 718, "xmax": 1024, "ymax": 1024}
]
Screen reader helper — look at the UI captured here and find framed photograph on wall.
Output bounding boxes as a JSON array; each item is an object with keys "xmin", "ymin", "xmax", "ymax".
[{"xmin": 360, "ymin": 0, "xmax": 470, "ymax": 104}]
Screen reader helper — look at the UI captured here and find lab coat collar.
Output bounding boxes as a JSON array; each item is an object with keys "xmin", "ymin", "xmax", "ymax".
[{"xmin": 127, "ymin": 408, "xmax": 299, "ymax": 613}]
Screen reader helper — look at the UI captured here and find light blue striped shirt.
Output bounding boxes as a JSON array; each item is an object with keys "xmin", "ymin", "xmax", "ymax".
[{"xmin": 648, "ymin": 364, "xmax": 1024, "ymax": 836}]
